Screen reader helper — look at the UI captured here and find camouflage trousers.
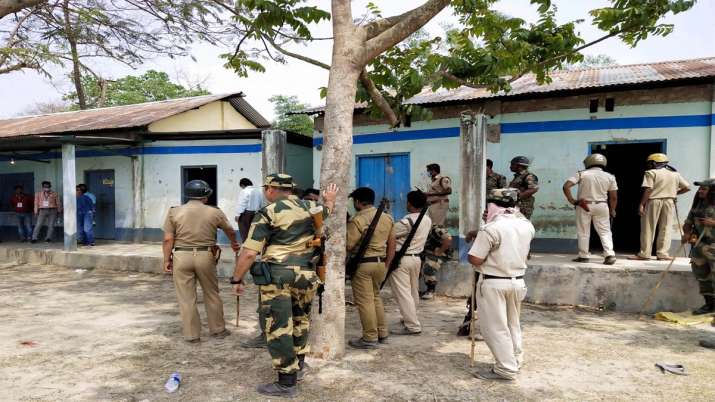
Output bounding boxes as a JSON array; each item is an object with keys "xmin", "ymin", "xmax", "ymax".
[
  {"xmin": 259, "ymin": 265, "xmax": 318, "ymax": 374},
  {"xmin": 517, "ymin": 198, "xmax": 534, "ymax": 220},
  {"xmin": 422, "ymin": 255, "xmax": 443, "ymax": 286},
  {"xmin": 691, "ymin": 243, "xmax": 715, "ymax": 297}
]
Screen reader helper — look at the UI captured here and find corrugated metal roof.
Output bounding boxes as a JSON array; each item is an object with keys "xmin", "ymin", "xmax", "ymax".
[
  {"xmin": 0, "ymin": 92, "xmax": 271, "ymax": 138},
  {"xmin": 228, "ymin": 97, "xmax": 271, "ymax": 128},
  {"xmin": 405, "ymin": 57, "xmax": 715, "ymax": 105}
]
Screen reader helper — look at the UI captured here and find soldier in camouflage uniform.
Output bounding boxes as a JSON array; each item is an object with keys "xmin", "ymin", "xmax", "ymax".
[
  {"xmin": 508, "ymin": 156, "xmax": 539, "ymax": 219},
  {"xmin": 486, "ymin": 159, "xmax": 507, "ymax": 192},
  {"xmin": 230, "ymin": 174, "xmax": 337, "ymax": 398},
  {"xmin": 420, "ymin": 225, "xmax": 452, "ymax": 300},
  {"xmin": 683, "ymin": 179, "xmax": 715, "ymax": 315}
]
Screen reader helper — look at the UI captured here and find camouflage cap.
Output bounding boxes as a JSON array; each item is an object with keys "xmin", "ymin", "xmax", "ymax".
[
  {"xmin": 487, "ymin": 187, "xmax": 519, "ymax": 206},
  {"xmin": 694, "ymin": 178, "xmax": 715, "ymax": 187},
  {"xmin": 264, "ymin": 173, "xmax": 294, "ymax": 189}
]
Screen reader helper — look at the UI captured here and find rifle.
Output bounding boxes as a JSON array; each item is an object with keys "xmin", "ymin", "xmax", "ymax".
[
  {"xmin": 381, "ymin": 206, "xmax": 429, "ymax": 290},
  {"xmin": 307, "ymin": 205, "xmax": 327, "ymax": 314},
  {"xmin": 346, "ymin": 198, "xmax": 388, "ymax": 279}
]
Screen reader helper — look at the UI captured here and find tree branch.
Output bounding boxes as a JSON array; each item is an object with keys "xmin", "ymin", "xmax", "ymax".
[
  {"xmin": 0, "ymin": 60, "xmax": 32, "ymax": 74},
  {"xmin": 364, "ymin": 13, "xmax": 408, "ymax": 40},
  {"xmin": 359, "ymin": 69, "xmax": 399, "ymax": 127},
  {"xmin": 0, "ymin": 0, "xmax": 45, "ymax": 20},
  {"xmin": 264, "ymin": 34, "xmax": 330, "ymax": 70},
  {"xmin": 364, "ymin": 0, "xmax": 450, "ymax": 62}
]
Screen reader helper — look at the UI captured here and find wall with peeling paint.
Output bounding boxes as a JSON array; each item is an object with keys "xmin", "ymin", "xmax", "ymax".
[{"xmin": 141, "ymin": 139, "xmax": 263, "ymax": 229}]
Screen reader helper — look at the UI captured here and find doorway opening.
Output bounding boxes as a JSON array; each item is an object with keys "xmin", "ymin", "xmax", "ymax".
[
  {"xmin": 589, "ymin": 141, "xmax": 665, "ymax": 253},
  {"xmin": 85, "ymin": 169, "xmax": 116, "ymax": 239},
  {"xmin": 181, "ymin": 166, "xmax": 218, "ymax": 206}
]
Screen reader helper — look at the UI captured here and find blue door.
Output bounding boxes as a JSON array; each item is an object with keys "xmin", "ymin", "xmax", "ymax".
[
  {"xmin": 85, "ymin": 170, "xmax": 116, "ymax": 239},
  {"xmin": 357, "ymin": 154, "xmax": 410, "ymax": 219}
]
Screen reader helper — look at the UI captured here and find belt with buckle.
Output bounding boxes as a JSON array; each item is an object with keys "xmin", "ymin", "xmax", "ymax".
[
  {"xmin": 483, "ymin": 274, "xmax": 524, "ymax": 280},
  {"xmin": 360, "ymin": 256, "xmax": 386, "ymax": 263},
  {"xmin": 584, "ymin": 200, "xmax": 608, "ymax": 204},
  {"xmin": 174, "ymin": 246, "xmax": 212, "ymax": 252}
]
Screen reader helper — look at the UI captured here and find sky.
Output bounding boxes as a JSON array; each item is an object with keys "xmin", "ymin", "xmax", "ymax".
[{"xmin": 0, "ymin": 0, "xmax": 713, "ymax": 120}]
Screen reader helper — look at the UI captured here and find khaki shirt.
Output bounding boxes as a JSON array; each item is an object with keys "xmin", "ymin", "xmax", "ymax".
[
  {"xmin": 566, "ymin": 167, "xmax": 618, "ymax": 202},
  {"xmin": 642, "ymin": 169, "xmax": 689, "ymax": 199},
  {"xmin": 393, "ymin": 213, "xmax": 432, "ymax": 254},
  {"xmin": 428, "ymin": 174, "xmax": 452, "ymax": 203},
  {"xmin": 468, "ymin": 214, "xmax": 535, "ymax": 277},
  {"xmin": 162, "ymin": 200, "xmax": 233, "ymax": 247},
  {"xmin": 347, "ymin": 206, "xmax": 394, "ymax": 258}
]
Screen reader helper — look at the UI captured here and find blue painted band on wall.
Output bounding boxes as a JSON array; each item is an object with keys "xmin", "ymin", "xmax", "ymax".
[
  {"xmin": 0, "ymin": 144, "xmax": 262, "ymax": 161},
  {"xmin": 501, "ymin": 113, "xmax": 715, "ymax": 134},
  {"xmin": 313, "ymin": 113, "xmax": 715, "ymax": 146},
  {"xmin": 312, "ymin": 127, "xmax": 460, "ymax": 146}
]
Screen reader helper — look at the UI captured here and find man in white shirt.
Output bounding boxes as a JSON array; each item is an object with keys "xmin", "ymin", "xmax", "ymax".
[
  {"xmin": 562, "ymin": 153, "xmax": 618, "ymax": 265},
  {"xmin": 388, "ymin": 190, "xmax": 432, "ymax": 335},
  {"xmin": 468, "ymin": 188, "xmax": 535, "ymax": 381},
  {"xmin": 235, "ymin": 178, "xmax": 264, "ymax": 242}
]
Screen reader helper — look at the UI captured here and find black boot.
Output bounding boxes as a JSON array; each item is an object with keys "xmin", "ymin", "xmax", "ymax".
[
  {"xmin": 240, "ymin": 332, "xmax": 267, "ymax": 348},
  {"xmin": 297, "ymin": 355, "xmax": 310, "ymax": 381},
  {"xmin": 421, "ymin": 283, "xmax": 436, "ymax": 300},
  {"xmin": 256, "ymin": 373, "xmax": 297, "ymax": 398},
  {"xmin": 693, "ymin": 296, "xmax": 715, "ymax": 315}
]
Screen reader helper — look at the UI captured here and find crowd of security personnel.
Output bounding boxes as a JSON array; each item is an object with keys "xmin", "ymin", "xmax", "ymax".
[{"xmin": 160, "ymin": 152, "xmax": 715, "ymax": 396}]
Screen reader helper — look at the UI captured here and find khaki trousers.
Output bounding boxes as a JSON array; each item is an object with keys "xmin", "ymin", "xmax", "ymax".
[
  {"xmin": 428, "ymin": 200, "xmax": 449, "ymax": 226},
  {"xmin": 352, "ymin": 261, "xmax": 388, "ymax": 341},
  {"xmin": 576, "ymin": 203, "xmax": 615, "ymax": 258},
  {"xmin": 388, "ymin": 256, "xmax": 422, "ymax": 332},
  {"xmin": 172, "ymin": 250, "xmax": 225, "ymax": 340},
  {"xmin": 638, "ymin": 198, "xmax": 675, "ymax": 259},
  {"xmin": 476, "ymin": 277, "xmax": 527, "ymax": 380}
]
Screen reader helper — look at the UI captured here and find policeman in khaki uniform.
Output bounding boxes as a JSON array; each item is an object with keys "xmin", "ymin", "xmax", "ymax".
[
  {"xmin": 347, "ymin": 187, "xmax": 395, "ymax": 349},
  {"xmin": 630, "ymin": 153, "xmax": 690, "ymax": 261},
  {"xmin": 230, "ymin": 174, "xmax": 337, "ymax": 398},
  {"xmin": 425, "ymin": 163, "xmax": 452, "ymax": 226},
  {"xmin": 508, "ymin": 156, "xmax": 539, "ymax": 219},
  {"xmin": 162, "ymin": 180, "xmax": 239, "ymax": 343},
  {"xmin": 562, "ymin": 153, "xmax": 618, "ymax": 265},
  {"xmin": 468, "ymin": 188, "xmax": 535, "ymax": 381},
  {"xmin": 388, "ymin": 190, "xmax": 431, "ymax": 335}
]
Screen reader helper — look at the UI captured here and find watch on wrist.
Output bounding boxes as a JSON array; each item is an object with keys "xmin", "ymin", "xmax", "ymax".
[{"xmin": 229, "ymin": 277, "xmax": 243, "ymax": 285}]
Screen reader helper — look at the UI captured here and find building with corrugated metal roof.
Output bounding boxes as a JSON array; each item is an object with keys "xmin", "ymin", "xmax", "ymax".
[
  {"xmin": 0, "ymin": 93, "xmax": 312, "ymax": 244},
  {"xmin": 308, "ymin": 56, "xmax": 715, "ymax": 254}
]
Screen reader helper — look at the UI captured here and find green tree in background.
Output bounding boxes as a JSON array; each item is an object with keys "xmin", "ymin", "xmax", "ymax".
[
  {"xmin": 64, "ymin": 70, "xmax": 210, "ymax": 109},
  {"xmin": 269, "ymin": 94, "xmax": 314, "ymax": 136}
]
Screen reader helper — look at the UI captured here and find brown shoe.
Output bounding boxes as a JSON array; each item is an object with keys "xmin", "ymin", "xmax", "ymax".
[
  {"xmin": 627, "ymin": 255, "xmax": 650, "ymax": 261},
  {"xmin": 211, "ymin": 329, "xmax": 231, "ymax": 339}
]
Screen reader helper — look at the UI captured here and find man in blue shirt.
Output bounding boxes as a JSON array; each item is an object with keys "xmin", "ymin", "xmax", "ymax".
[{"xmin": 76, "ymin": 185, "xmax": 95, "ymax": 246}]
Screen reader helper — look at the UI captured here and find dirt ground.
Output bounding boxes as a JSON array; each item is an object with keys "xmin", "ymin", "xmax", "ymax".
[{"xmin": 2, "ymin": 263, "xmax": 715, "ymax": 402}]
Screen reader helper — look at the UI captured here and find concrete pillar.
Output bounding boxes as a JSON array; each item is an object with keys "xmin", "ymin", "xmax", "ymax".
[
  {"xmin": 709, "ymin": 82, "xmax": 715, "ymax": 177},
  {"xmin": 131, "ymin": 154, "xmax": 144, "ymax": 243},
  {"xmin": 459, "ymin": 112, "xmax": 487, "ymax": 255},
  {"xmin": 61, "ymin": 143, "xmax": 77, "ymax": 251},
  {"xmin": 262, "ymin": 129, "xmax": 287, "ymax": 176}
]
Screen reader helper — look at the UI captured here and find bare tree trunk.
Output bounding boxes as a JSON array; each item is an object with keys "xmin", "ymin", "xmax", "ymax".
[
  {"xmin": 63, "ymin": 0, "xmax": 86, "ymax": 109},
  {"xmin": 97, "ymin": 78, "xmax": 108, "ymax": 108},
  {"xmin": 309, "ymin": 0, "xmax": 364, "ymax": 360}
]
